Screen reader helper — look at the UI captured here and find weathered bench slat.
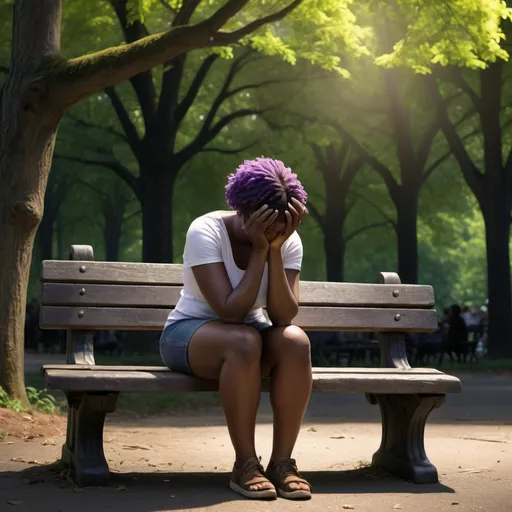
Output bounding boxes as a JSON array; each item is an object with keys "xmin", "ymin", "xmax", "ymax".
[
  {"xmin": 41, "ymin": 261, "xmax": 184, "ymax": 285},
  {"xmin": 43, "ymin": 368, "xmax": 461, "ymax": 394},
  {"xmin": 41, "ymin": 365, "xmax": 445, "ymax": 375},
  {"xmin": 41, "ymin": 281, "xmax": 435, "ymax": 308},
  {"xmin": 40, "ymin": 306, "xmax": 437, "ymax": 331}
]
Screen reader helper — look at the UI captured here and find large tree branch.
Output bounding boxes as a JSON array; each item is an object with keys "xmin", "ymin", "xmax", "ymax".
[
  {"xmin": 416, "ymin": 118, "xmax": 440, "ymax": 170},
  {"xmin": 159, "ymin": 0, "xmax": 178, "ymax": 15},
  {"xmin": 200, "ymin": 140, "xmax": 258, "ymax": 155},
  {"xmin": 65, "ymin": 111, "xmax": 128, "ymax": 142},
  {"xmin": 345, "ymin": 220, "xmax": 392, "ymax": 245},
  {"xmin": 443, "ymin": 67, "xmax": 481, "ymax": 111},
  {"xmin": 421, "ymin": 127, "xmax": 481, "ymax": 185},
  {"xmin": 155, "ymin": 54, "xmax": 187, "ymax": 135},
  {"xmin": 176, "ymin": 108, "xmax": 263, "ymax": 166},
  {"xmin": 105, "ymin": 87, "xmax": 141, "ymax": 159},
  {"xmin": 383, "ymin": 69, "xmax": 416, "ymax": 170},
  {"xmin": 109, "ymin": 0, "xmax": 157, "ymax": 126},
  {"xmin": 175, "ymin": 54, "xmax": 219, "ymax": 124},
  {"xmin": 425, "ymin": 75, "xmax": 484, "ymax": 197},
  {"xmin": 201, "ymin": 50, "xmax": 254, "ymax": 134},
  {"xmin": 55, "ymin": 153, "xmax": 140, "ymax": 199},
  {"xmin": 56, "ymin": 0, "xmax": 302, "ymax": 107},
  {"xmin": 352, "ymin": 191, "xmax": 397, "ymax": 229},
  {"xmin": 211, "ymin": 0, "xmax": 303, "ymax": 45},
  {"xmin": 173, "ymin": 0, "xmax": 202, "ymax": 26},
  {"xmin": 331, "ymin": 121, "xmax": 400, "ymax": 201},
  {"xmin": 306, "ymin": 200, "xmax": 323, "ymax": 227}
]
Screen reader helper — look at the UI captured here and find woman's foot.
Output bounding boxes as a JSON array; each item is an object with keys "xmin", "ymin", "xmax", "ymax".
[
  {"xmin": 266, "ymin": 458, "xmax": 312, "ymax": 500},
  {"xmin": 229, "ymin": 457, "xmax": 277, "ymax": 500}
]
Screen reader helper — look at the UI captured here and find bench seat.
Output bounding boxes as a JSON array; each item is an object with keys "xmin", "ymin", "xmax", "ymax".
[{"xmin": 42, "ymin": 365, "xmax": 461, "ymax": 395}]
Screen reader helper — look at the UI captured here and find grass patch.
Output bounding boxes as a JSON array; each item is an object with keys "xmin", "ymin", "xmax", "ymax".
[
  {"xmin": 0, "ymin": 385, "xmax": 61, "ymax": 414},
  {"xmin": 0, "ymin": 429, "xmax": 8, "ymax": 440}
]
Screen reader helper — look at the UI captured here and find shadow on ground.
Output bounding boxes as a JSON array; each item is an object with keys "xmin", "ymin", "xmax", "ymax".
[{"xmin": 0, "ymin": 464, "xmax": 454, "ymax": 512}]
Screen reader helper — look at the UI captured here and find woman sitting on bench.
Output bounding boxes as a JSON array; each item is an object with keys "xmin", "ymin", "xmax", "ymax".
[{"xmin": 160, "ymin": 157, "xmax": 312, "ymax": 500}]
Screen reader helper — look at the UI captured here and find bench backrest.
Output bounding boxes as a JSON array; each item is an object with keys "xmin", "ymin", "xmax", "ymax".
[{"xmin": 40, "ymin": 246, "xmax": 436, "ymax": 334}]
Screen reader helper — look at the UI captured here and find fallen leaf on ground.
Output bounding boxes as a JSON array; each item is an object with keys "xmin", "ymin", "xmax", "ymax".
[
  {"xmin": 393, "ymin": 506, "xmax": 402, "ymax": 510},
  {"xmin": 42, "ymin": 440, "xmax": 56, "ymax": 446},
  {"xmin": 307, "ymin": 428, "xmax": 317, "ymax": 432},
  {"xmin": 451, "ymin": 502, "xmax": 459, "ymax": 506},
  {"xmin": 117, "ymin": 485, "xmax": 127, "ymax": 492},
  {"xmin": 342, "ymin": 506, "xmax": 355, "ymax": 510},
  {"xmin": 6, "ymin": 442, "xmax": 14, "ymax": 445},
  {"xmin": 122, "ymin": 444, "xmax": 150, "ymax": 450},
  {"xmin": 10, "ymin": 457, "xmax": 25, "ymax": 463},
  {"xmin": 330, "ymin": 436, "xmax": 345, "ymax": 439},
  {"xmin": 28, "ymin": 460, "xmax": 43, "ymax": 465},
  {"xmin": 6, "ymin": 500, "xmax": 23, "ymax": 506}
]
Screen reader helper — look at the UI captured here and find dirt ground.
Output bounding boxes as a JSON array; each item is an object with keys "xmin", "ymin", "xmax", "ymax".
[
  {"xmin": 0, "ymin": 409, "xmax": 65, "ymax": 440},
  {"xmin": 1, "ymin": 374, "xmax": 512, "ymax": 512}
]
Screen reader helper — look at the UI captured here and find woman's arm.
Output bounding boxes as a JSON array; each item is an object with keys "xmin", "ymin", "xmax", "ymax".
[
  {"xmin": 193, "ymin": 249, "xmax": 268, "ymax": 323},
  {"xmin": 192, "ymin": 206, "xmax": 277, "ymax": 323},
  {"xmin": 266, "ymin": 198, "xmax": 306, "ymax": 325},
  {"xmin": 267, "ymin": 248, "xmax": 300, "ymax": 325}
]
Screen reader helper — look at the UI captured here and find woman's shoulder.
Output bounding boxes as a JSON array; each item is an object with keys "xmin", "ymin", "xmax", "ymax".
[
  {"xmin": 284, "ymin": 230, "xmax": 302, "ymax": 247},
  {"xmin": 187, "ymin": 211, "xmax": 230, "ymax": 236}
]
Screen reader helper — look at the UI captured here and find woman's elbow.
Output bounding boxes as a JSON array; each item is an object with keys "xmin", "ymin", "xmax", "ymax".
[{"xmin": 269, "ymin": 305, "xmax": 299, "ymax": 326}]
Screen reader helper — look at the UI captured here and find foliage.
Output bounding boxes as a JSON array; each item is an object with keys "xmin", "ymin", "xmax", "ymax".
[
  {"xmin": 26, "ymin": 387, "xmax": 59, "ymax": 414},
  {"xmin": 0, "ymin": 386, "xmax": 59, "ymax": 414},
  {"xmin": 374, "ymin": 0, "xmax": 512, "ymax": 73},
  {"xmin": 0, "ymin": 386, "xmax": 25, "ymax": 412}
]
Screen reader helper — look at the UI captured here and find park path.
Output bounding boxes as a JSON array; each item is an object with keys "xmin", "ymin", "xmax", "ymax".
[{"xmin": 1, "ymin": 374, "xmax": 511, "ymax": 511}]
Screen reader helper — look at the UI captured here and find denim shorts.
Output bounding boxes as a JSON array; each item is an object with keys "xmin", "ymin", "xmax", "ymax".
[{"xmin": 159, "ymin": 318, "xmax": 271, "ymax": 376}]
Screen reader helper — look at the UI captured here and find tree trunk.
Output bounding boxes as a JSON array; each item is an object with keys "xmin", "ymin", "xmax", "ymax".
[
  {"xmin": 104, "ymin": 212, "xmax": 123, "ymax": 262},
  {"xmin": 395, "ymin": 193, "xmax": 419, "ymax": 284},
  {"xmin": 482, "ymin": 196, "xmax": 512, "ymax": 358},
  {"xmin": 140, "ymin": 165, "xmax": 176, "ymax": 263},
  {"xmin": 0, "ymin": 0, "xmax": 63, "ymax": 401},
  {"xmin": 323, "ymin": 217, "xmax": 345, "ymax": 282},
  {"xmin": 38, "ymin": 209, "xmax": 55, "ymax": 261}
]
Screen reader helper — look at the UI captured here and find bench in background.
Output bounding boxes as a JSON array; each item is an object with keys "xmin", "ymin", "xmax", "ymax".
[{"xmin": 40, "ymin": 245, "xmax": 461, "ymax": 487}]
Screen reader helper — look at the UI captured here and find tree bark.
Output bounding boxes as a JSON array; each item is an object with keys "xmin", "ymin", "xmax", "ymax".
[
  {"xmin": 140, "ymin": 163, "xmax": 176, "ymax": 263},
  {"xmin": 0, "ymin": 0, "xmax": 63, "ymax": 402},
  {"xmin": 324, "ymin": 224, "xmax": 345, "ymax": 282},
  {"xmin": 482, "ymin": 190, "xmax": 512, "ymax": 358},
  {"xmin": 37, "ymin": 209, "xmax": 55, "ymax": 261},
  {"xmin": 395, "ymin": 192, "xmax": 419, "ymax": 285},
  {"xmin": 104, "ymin": 214, "xmax": 123, "ymax": 262}
]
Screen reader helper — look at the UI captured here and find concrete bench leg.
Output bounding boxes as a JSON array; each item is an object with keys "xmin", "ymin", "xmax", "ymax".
[
  {"xmin": 365, "ymin": 393, "xmax": 445, "ymax": 484},
  {"xmin": 62, "ymin": 392, "xmax": 118, "ymax": 487}
]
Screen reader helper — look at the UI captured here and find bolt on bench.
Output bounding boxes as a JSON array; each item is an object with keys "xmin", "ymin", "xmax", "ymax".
[{"xmin": 40, "ymin": 245, "xmax": 461, "ymax": 487}]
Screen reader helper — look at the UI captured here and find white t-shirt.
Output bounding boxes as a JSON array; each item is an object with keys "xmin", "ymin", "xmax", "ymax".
[{"xmin": 165, "ymin": 211, "xmax": 303, "ymax": 328}]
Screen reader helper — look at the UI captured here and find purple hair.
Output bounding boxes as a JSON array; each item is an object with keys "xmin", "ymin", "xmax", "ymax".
[{"xmin": 225, "ymin": 157, "xmax": 307, "ymax": 213}]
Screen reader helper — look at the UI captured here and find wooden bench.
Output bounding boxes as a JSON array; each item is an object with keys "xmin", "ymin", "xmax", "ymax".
[{"xmin": 39, "ymin": 245, "xmax": 462, "ymax": 487}]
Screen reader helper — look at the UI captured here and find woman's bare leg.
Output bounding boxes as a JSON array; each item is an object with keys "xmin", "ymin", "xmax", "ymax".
[
  {"xmin": 187, "ymin": 321, "xmax": 267, "ymax": 489},
  {"xmin": 262, "ymin": 325, "xmax": 312, "ymax": 491}
]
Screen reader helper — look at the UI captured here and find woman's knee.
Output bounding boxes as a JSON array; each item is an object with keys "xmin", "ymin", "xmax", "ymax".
[
  {"xmin": 267, "ymin": 325, "xmax": 311, "ymax": 362},
  {"xmin": 224, "ymin": 326, "xmax": 263, "ymax": 366}
]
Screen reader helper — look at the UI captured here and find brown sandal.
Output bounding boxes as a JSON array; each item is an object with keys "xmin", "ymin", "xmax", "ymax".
[
  {"xmin": 229, "ymin": 457, "xmax": 277, "ymax": 500},
  {"xmin": 266, "ymin": 458, "xmax": 312, "ymax": 500}
]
